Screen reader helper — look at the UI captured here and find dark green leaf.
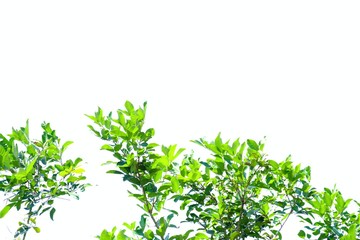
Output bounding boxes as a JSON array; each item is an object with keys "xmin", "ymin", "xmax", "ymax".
[
  {"xmin": 50, "ymin": 208, "xmax": 56, "ymax": 221},
  {"xmin": 298, "ymin": 230, "xmax": 306, "ymax": 238}
]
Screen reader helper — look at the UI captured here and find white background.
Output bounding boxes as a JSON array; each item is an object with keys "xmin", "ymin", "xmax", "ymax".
[{"xmin": 1, "ymin": 1, "xmax": 360, "ymax": 239}]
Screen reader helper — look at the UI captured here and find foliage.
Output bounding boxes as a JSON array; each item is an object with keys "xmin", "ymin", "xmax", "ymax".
[
  {"xmin": 1, "ymin": 101, "xmax": 359, "ymax": 239},
  {"xmin": 87, "ymin": 101, "xmax": 360, "ymax": 240},
  {"xmin": 0, "ymin": 121, "xmax": 88, "ymax": 239}
]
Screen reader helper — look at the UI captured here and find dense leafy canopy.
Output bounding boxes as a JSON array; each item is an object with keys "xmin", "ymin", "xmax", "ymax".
[
  {"xmin": 1, "ymin": 101, "xmax": 359, "ymax": 239},
  {"xmin": 87, "ymin": 101, "xmax": 360, "ymax": 240}
]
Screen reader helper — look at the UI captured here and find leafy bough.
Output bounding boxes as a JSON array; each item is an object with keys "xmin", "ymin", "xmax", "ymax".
[
  {"xmin": 87, "ymin": 101, "xmax": 360, "ymax": 240},
  {"xmin": 0, "ymin": 121, "xmax": 89, "ymax": 239}
]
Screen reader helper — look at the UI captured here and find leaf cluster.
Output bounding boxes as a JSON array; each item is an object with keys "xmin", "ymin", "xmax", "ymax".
[
  {"xmin": 0, "ymin": 121, "xmax": 88, "ymax": 239},
  {"xmin": 87, "ymin": 101, "xmax": 360, "ymax": 240},
  {"xmin": 1, "ymin": 100, "xmax": 359, "ymax": 239}
]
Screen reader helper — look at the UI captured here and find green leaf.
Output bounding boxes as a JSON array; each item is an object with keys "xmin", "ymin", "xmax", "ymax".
[
  {"xmin": 170, "ymin": 146, "xmax": 185, "ymax": 161},
  {"xmin": 95, "ymin": 107, "xmax": 104, "ymax": 124},
  {"xmin": 230, "ymin": 232, "xmax": 240, "ymax": 240},
  {"xmin": 55, "ymin": 164, "xmax": 64, "ymax": 171},
  {"xmin": 215, "ymin": 133, "xmax": 223, "ymax": 151},
  {"xmin": 261, "ymin": 202, "xmax": 269, "ymax": 215},
  {"xmin": 117, "ymin": 110, "xmax": 126, "ymax": 126},
  {"xmin": 61, "ymin": 141, "xmax": 73, "ymax": 152},
  {"xmin": 14, "ymin": 158, "xmax": 37, "ymax": 180},
  {"xmin": 0, "ymin": 204, "xmax": 12, "ymax": 218},
  {"xmin": 156, "ymin": 217, "xmax": 167, "ymax": 237},
  {"xmin": 123, "ymin": 221, "xmax": 136, "ymax": 231},
  {"xmin": 171, "ymin": 177, "xmax": 180, "ymax": 192},
  {"xmin": 231, "ymin": 138, "xmax": 240, "ymax": 153},
  {"xmin": 347, "ymin": 224, "xmax": 357, "ymax": 236},
  {"xmin": 125, "ymin": 101, "xmax": 134, "ymax": 113},
  {"xmin": 239, "ymin": 142, "xmax": 246, "ymax": 155},
  {"xmin": 50, "ymin": 208, "xmax": 56, "ymax": 221},
  {"xmin": 268, "ymin": 160, "xmax": 279, "ymax": 169},
  {"xmin": 335, "ymin": 193, "xmax": 345, "ymax": 214},
  {"xmin": 194, "ymin": 232, "xmax": 209, "ymax": 239},
  {"xmin": 144, "ymin": 183, "xmax": 157, "ymax": 193},
  {"xmin": 24, "ymin": 119, "xmax": 30, "ymax": 138},
  {"xmin": 99, "ymin": 229, "xmax": 112, "ymax": 240},
  {"xmin": 117, "ymin": 229, "xmax": 129, "ymax": 240},
  {"xmin": 73, "ymin": 168, "xmax": 85, "ymax": 174},
  {"xmin": 107, "ymin": 170, "xmax": 122, "ymax": 174},
  {"xmin": 33, "ymin": 226, "xmax": 41, "ymax": 233},
  {"xmin": 101, "ymin": 144, "xmax": 114, "ymax": 151},
  {"xmin": 140, "ymin": 214, "xmax": 147, "ymax": 230},
  {"xmin": 144, "ymin": 229, "xmax": 154, "ymax": 239},
  {"xmin": 88, "ymin": 125, "xmax": 101, "ymax": 136},
  {"xmin": 67, "ymin": 176, "xmax": 78, "ymax": 182},
  {"xmin": 26, "ymin": 158, "xmax": 37, "ymax": 174},
  {"xmin": 298, "ymin": 230, "xmax": 306, "ymax": 238},
  {"xmin": 153, "ymin": 170, "xmax": 163, "ymax": 183},
  {"xmin": 146, "ymin": 143, "xmax": 158, "ymax": 149},
  {"xmin": 247, "ymin": 139, "xmax": 259, "ymax": 151},
  {"xmin": 26, "ymin": 145, "xmax": 36, "ymax": 155}
]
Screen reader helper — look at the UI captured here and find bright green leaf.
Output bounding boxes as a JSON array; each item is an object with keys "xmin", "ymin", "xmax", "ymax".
[
  {"xmin": 0, "ymin": 204, "xmax": 12, "ymax": 218},
  {"xmin": 171, "ymin": 177, "xmax": 180, "ymax": 192}
]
